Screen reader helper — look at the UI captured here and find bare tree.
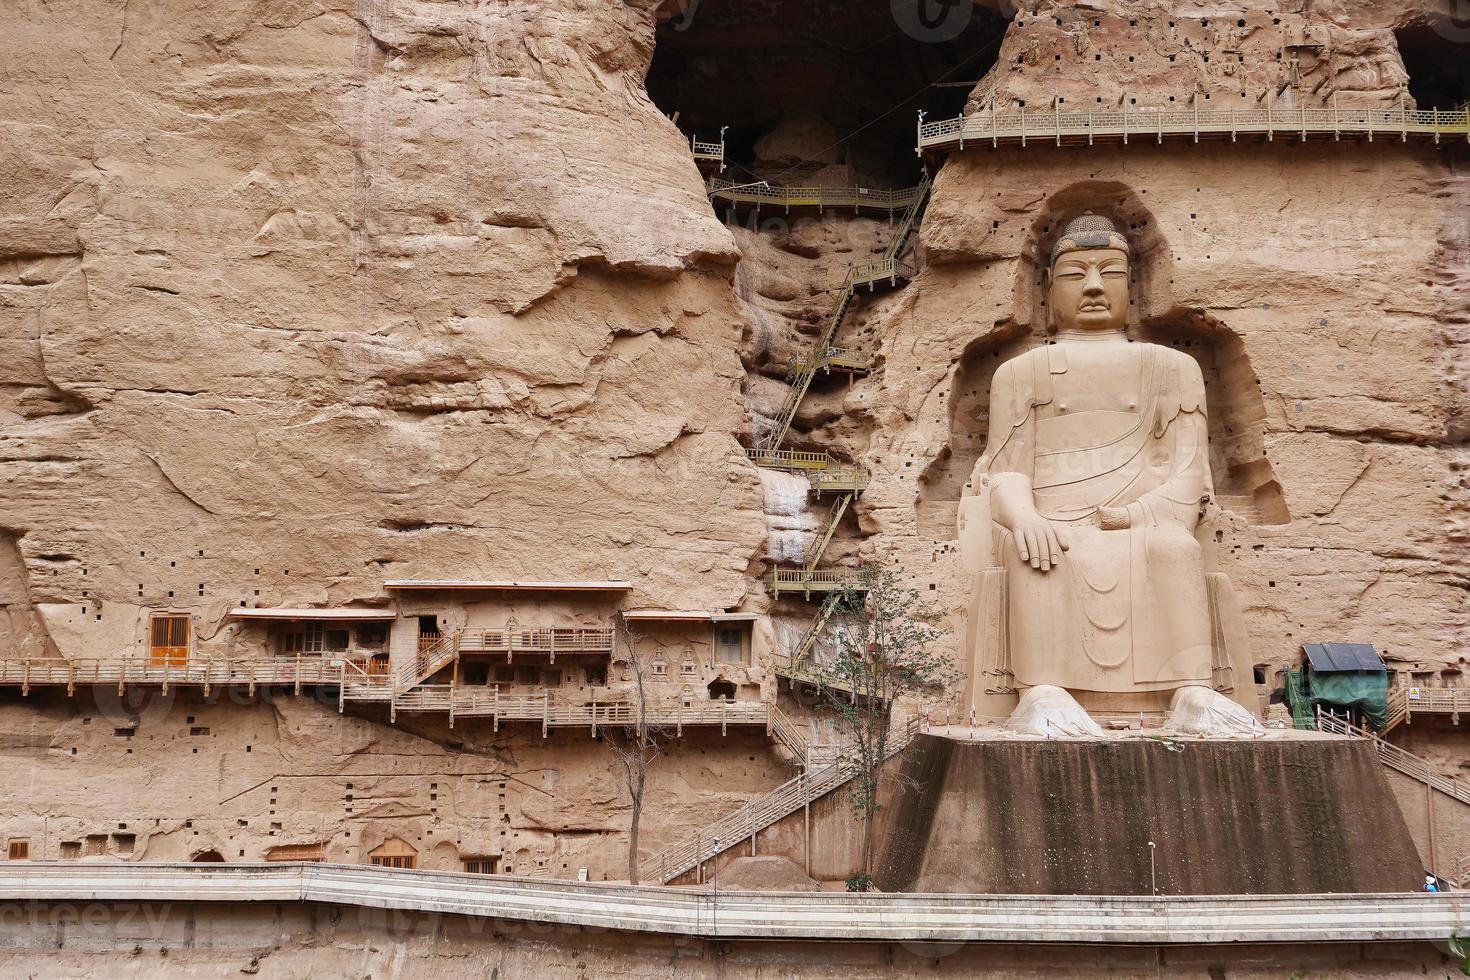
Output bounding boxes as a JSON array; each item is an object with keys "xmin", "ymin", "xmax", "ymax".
[
  {"xmin": 814, "ymin": 568, "xmax": 955, "ymax": 890},
  {"xmin": 604, "ymin": 619, "xmax": 668, "ymax": 884}
]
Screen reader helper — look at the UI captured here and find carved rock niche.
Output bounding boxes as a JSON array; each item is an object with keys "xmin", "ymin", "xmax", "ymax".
[{"xmin": 916, "ymin": 181, "xmax": 1288, "ymax": 538}]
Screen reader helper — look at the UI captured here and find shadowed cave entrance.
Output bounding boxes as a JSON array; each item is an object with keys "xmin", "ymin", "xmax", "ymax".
[
  {"xmin": 647, "ymin": 0, "xmax": 1009, "ymax": 186},
  {"xmin": 1395, "ymin": 16, "xmax": 1470, "ymax": 110}
]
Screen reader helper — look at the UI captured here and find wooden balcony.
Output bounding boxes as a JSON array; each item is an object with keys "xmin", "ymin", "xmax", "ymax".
[
  {"xmin": 789, "ymin": 345, "xmax": 870, "ymax": 376},
  {"xmin": 1383, "ymin": 683, "xmax": 1470, "ymax": 731},
  {"xmin": 807, "ymin": 466, "xmax": 868, "ymax": 494},
  {"xmin": 744, "ymin": 448, "xmax": 835, "ymax": 471},
  {"xmin": 392, "ymin": 685, "xmax": 770, "ymax": 734},
  {"xmin": 848, "ymin": 256, "xmax": 915, "ymax": 290},
  {"xmin": 0, "ymin": 654, "xmax": 767, "ymax": 733},
  {"xmin": 765, "ymin": 566, "xmax": 874, "ymax": 596},
  {"xmin": 767, "ymin": 650, "xmax": 855, "ymax": 697},
  {"xmin": 0, "ymin": 655, "xmax": 394, "ymax": 701},
  {"xmin": 457, "ymin": 627, "xmax": 615, "ymax": 659},
  {"xmin": 690, "ymin": 133, "xmax": 724, "ymax": 171}
]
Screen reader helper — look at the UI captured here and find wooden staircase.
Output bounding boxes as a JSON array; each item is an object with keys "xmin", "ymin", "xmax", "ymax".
[
  {"xmin": 639, "ymin": 717, "xmax": 922, "ymax": 884},
  {"xmin": 395, "ymin": 632, "xmax": 460, "ymax": 694}
]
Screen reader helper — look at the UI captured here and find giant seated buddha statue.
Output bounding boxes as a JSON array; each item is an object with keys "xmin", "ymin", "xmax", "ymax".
[{"xmin": 958, "ymin": 213, "xmax": 1261, "ymax": 736}]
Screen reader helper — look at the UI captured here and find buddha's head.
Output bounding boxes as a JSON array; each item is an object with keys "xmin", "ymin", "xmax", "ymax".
[{"xmin": 1047, "ymin": 213, "xmax": 1130, "ymax": 333}]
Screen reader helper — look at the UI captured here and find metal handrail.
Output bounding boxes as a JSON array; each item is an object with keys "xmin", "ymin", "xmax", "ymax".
[
  {"xmin": 919, "ymin": 104, "xmax": 1470, "ymax": 151},
  {"xmin": 9, "ymin": 863, "xmax": 1470, "ymax": 943},
  {"xmin": 1317, "ymin": 712, "xmax": 1470, "ymax": 805},
  {"xmin": 766, "ymin": 566, "xmax": 874, "ymax": 587},
  {"xmin": 0, "ymin": 654, "xmax": 393, "ymax": 690},
  {"xmin": 758, "ymin": 170, "xmax": 932, "ymax": 453},
  {"xmin": 640, "ymin": 716, "xmax": 921, "ymax": 883},
  {"xmin": 706, "ymin": 178, "xmax": 923, "ymax": 210},
  {"xmin": 744, "ymin": 448, "xmax": 833, "ymax": 470}
]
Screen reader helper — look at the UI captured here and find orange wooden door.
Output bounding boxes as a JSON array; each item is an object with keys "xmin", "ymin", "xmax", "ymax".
[{"xmin": 149, "ymin": 615, "xmax": 190, "ymax": 667}]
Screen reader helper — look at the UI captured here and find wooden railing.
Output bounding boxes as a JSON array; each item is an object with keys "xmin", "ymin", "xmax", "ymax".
[
  {"xmin": 767, "ymin": 703, "xmax": 809, "ymax": 763},
  {"xmin": 918, "ymin": 103, "xmax": 1470, "ymax": 152},
  {"xmin": 1317, "ymin": 713, "xmax": 1470, "ymax": 806},
  {"xmin": 396, "ymin": 631, "xmax": 459, "ymax": 693},
  {"xmin": 789, "ymin": 345, "xmax": 870, "ymax": 375},
  {"xmin": 808, "ymin": 465, "xmax": 869, "ymax": 494},
  {"xmin": 739, "ymin": 449, "xmax": 869, "ymax": 492},
  {"xmin": 1454, "ymin": 854, "xmax": 1470, "ymax": 889},
  {"xmin": 743, "ymin": 448, "xmax": 833, "ymax": 471},
  {"xmin": 392, "ymin": 686, "xmax": 770, "ymax": 733},
  {"xmin": 640, "ymin": 716, "xmax": 922, "ymax": 883},
  {"xmin": 765, "ymin": 566, "xmax": 874, "ymax": 594},
  {"xmin": 707, "ymin": 178, "xmax": 922, "ymax": 211},
  {"xmin": 768, "ymin": 651, "xmax": 858, "ymax": 698},
  {"xmin": 457, "ymin": 626, "xmax": 616, "ymax": 658},
  {"xmin": 1384, "ymin": 685, "xmax": 1470, "ymax": 731},
  {"xmin": 394, "ymin": 627, "xmax": 615, "ymax": 694},
  {"xmin": 0, "ymin": 654, "xmax": 394, "ymax": 696},
  {"xmin": 849, "ymin": 256, "xmax": 915, "ymax": 288},
  {"xmin": 690, "ymin": 134, "xmax": 724, "ymax": 167}
]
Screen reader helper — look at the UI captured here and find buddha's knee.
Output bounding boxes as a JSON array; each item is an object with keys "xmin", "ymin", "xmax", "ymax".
[{"xmin": 1144, "ymin": 524, "xmax": 1202, "ymax": 566}]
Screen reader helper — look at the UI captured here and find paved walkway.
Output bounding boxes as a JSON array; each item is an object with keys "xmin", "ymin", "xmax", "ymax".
[{"xmin": 0, "ymin": 863, "xmax": 1464, "ymax": 943}]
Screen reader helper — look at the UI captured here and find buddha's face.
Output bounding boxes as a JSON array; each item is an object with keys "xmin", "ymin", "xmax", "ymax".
[{"xmin": 1049, "ymin": 246, "xmax": 1129, "ymax": 332}]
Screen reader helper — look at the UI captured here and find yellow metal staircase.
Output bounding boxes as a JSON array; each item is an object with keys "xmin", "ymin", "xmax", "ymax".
[
  {"xmin": 801, "ymin": 494, "xmax": 852, "ymax": 570},
  {"xmin": 757, "ymin": 169, "xmax": 933, "ymax": 454},
  {"xmin": 768, "ymin": 592, "xmax": 854, "ymax": 693}
]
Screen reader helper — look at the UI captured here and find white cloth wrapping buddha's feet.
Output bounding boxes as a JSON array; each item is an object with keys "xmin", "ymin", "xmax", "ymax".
[
  {"xmin": 1004, "ymin": 685, "xmax": 1105, "ymax": 738},
  {"xmin": 1160, "ymin": 685, "xmax": 1265, "ymax": 737}
]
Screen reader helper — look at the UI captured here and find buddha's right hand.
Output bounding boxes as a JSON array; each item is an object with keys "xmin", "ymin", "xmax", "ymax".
[{"xmin": 1011, "ymin": 517, "xmax": 1069, "ymax": 572}]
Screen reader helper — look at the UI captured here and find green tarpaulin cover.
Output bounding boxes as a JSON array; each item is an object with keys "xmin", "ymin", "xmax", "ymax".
[{"xmin": 1285, "ymin": 668, "xmax": 1390, "ymax": 731}]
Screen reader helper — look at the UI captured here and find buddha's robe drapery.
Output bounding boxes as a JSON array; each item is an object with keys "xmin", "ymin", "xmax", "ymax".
[{"xmin": 978, "ymin": 341, "xmax": 1214, "ymax": 693}]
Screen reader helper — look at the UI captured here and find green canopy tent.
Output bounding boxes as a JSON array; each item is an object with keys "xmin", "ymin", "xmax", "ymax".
[{"xmin": 1284, "ymin": 642, "xmax": 1390, "ymax": 730}]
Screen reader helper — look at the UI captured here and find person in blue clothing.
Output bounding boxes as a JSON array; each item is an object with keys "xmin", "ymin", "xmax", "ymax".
[{"xmin": 1425, "ymin": 874, "xmax": 1440, "ymax": 893}]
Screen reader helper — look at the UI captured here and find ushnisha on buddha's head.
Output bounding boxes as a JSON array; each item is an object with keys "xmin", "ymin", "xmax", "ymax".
[{"xmin": 1047, "ymin": 213, "xmax": 1130, "ymax": 334}]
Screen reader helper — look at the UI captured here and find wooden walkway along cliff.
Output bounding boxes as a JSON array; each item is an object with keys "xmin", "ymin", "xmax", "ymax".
[
  {"xmin": 918, "ymin": 101, "xmax": 1470, "ymax": 154},
  {"xmin": 707, "ymin": 178, "xmax": 923, "ymax": 214}
]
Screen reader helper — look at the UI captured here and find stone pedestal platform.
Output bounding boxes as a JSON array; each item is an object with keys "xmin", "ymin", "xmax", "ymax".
[{"xmin": 875, "ymin": 734, "xmax": 1422, "ymax": 895}]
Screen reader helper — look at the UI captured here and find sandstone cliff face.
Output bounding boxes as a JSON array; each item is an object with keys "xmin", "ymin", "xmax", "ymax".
[
  {"xmin": 0, "ymin": 0, "xmax": 766, "ymax": 655},
  {"xmin": 975, "ymin": 2, "xmax": 1409, "ymax": 111},
  {"xmin": 0, "ymin": 0, "xmax": 1467, "ymax": 890}
]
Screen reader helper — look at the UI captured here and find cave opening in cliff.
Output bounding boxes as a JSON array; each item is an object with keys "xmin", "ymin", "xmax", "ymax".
[
  {"xmin": 647, "ymin": 0, "xmax": 1010, "ymax": 186},
  {"xmin": 1395, "ymin": 18, "xmax": 1470, "ymax": 109}
]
